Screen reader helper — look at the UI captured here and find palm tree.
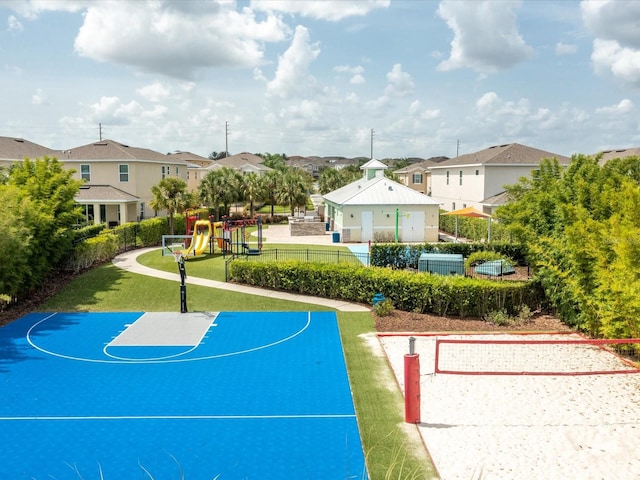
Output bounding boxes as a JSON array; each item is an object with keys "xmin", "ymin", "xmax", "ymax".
[
  {"xmin": 149, "ymin": 177, "xmax": 189, "ymax": 235},
  {"xmin": 318, "ymin": 167, "xmax": 346, "ymax": 194},
  {"xmin": 240, "ymin": 172, "xmax": 264, "ymax": 218},
  {"xmin": 199, "ymin": 169, "xmax": 225, "ymax": 221},
  {"xmin": 219, "ymin": 167, "xmax": 242, "ymax": 216},
  {"xmin": 276, "ymin": 168, "xmax": 313, "ymax": 217},
  {"xmin": 261, "ymin": 170, "xmax": 280, "ymax": 217}
]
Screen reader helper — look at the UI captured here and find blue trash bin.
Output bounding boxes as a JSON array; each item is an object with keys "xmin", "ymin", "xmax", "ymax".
[
  {"xmin": 332, "ymin": 231, "xmax": 340, "ymax": 243},
  {"xmin": 325, "ymin": 222, "xmax": 330, "ymax": 231},
  {"xmin": 372, "ymin": 293, "xmax": 385, "ymax": 306}
]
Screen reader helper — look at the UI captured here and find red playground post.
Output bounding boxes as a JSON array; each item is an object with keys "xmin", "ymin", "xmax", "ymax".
[{"xmin": 404, "ymin": 336, "xmax": 421, "ymax": 423}]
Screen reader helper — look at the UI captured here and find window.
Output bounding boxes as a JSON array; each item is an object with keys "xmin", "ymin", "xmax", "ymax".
[
  {"xmin": 176, "ymin": 167, "xmax": 179, "ymax": 175},
  {"xmin": 80, "ymin": 164, "xmax": 91, "ymax": 182},
  {"xmin": 187, "ymin": 171, "xmax": 190, "ymax": 180},
  {"xmin": 119, "ymin": 164, "xmax": 129, "ymax": 182},
  {"xmin": 452, "ymin": 202, "xmax": 456, "ymax": 210},
  {"xmin": 412, "ymin": 173, "xmax": 423, "ymax": 184},
  {"xmin": 446, "ymin": 171, "xmax": 449, "ymax": 185},
  {"xmin": 459, "ymin": 170, "xmax": 463, "ymax": 185},
  {"xmin": 161, "ymin": 166, "xmax": 166, "ymax": 179},
  {"xmin": 475, "ymin": 169, "xmax": 480, "ymax": 176},
  {"xmin": 140, "ymin": 202, "xmax": 145, "ymax": 220}
]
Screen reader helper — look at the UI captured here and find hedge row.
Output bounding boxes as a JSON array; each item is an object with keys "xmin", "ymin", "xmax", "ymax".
[
  {"xmin": 229, "ymin": 260, "xmax": 544, "ymax": 317},
  {"xmin": 370, "ymin": 242, "xmax": 528, "ymax": 270}
]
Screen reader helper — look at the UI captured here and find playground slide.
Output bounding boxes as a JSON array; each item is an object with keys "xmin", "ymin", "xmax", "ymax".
[{"xmin": 182, "ymin": 220, "xmax": 212, "ymax": 256}]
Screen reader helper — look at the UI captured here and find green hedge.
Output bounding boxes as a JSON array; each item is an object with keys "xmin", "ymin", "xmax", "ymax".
[
  {"xmin": 370, "ymin": 242, "xmax": 529, "ymax": 269},
  {"xmin": 64, "ymin": 234, "xmax": 119, "ymax": 272},
  {"xmin": 229, "ymin": 261, "xmax": 543, "ymax": 317},
  {"xmin": 138, "ymin": 217, "xmax": 169, "ymax": 246}
]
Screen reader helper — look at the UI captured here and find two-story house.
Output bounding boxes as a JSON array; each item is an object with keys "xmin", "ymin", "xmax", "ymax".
[
  {"xmin": 429, "ymin": 143, "xmax": 570, "ymax": 215},
  {"xmin": 58, "ymin": 139, "xmax": 188, "ymax": 226}
]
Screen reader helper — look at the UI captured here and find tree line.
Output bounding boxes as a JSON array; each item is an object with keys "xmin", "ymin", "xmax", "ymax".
[{"xmin": 497, "ymin": 154, "xmax": 640, "ymax": 339}]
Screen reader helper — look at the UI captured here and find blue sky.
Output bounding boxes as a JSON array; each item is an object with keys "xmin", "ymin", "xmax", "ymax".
[{"xmin": 1, "ymin": 0, "xmax": 639, "ymax": 160}]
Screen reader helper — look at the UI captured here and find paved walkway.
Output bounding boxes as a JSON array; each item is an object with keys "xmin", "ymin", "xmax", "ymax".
[{"xmin": 112, "ymin": 244, "xmax": 370, "ymax": 313}]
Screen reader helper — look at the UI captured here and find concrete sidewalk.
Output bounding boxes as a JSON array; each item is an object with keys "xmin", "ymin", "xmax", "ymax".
[{"xmin": 112, "ymin": 247, "xmax": 370, "ymax": 312}]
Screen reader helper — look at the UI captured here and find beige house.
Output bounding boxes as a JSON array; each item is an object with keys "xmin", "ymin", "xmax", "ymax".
[
  {"xmin": 394, "ymin": 159, "xmax": 439, "ymax": 195},
  {"xmin": 166, "ymin": 151, "xmax": 213, "ymax": 192},
  {"xmin": 429, "ymin": 143, "xmax": 570, "ymax": 215},
  {"xmin": 323, "ymin": 159, "xmax": 441, "ymax": 243},
  {"xmin": 57, "ymin": 139, "xmax": 188, "ymax": 226}
]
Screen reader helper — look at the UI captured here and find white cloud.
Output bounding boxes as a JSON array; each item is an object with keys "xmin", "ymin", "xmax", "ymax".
[
  {"xmin": 87, "ymin": 96, "xmax": 143, "ymax": 125},
  {"xmin": 436, "ymin": 0, "xmax": 533, "ymax": 74},
  {"xmin": 591, "ymin": 39, "xmax": 640, "ymax": 87},
  {"xmin": 136, "ymin": 81, "xmax": 171, "ymax": 102},
  {"xmin": 555, "ymin": 42, "xmax": 577, "ymax": 55},
  {"xmin": 596, "ymin": 98, "xmax": 634, "ymax": 115},
  {"xmin": 7, "ymin": 14, "xmax": 23, "ymax": 32},
  {"xmin": 476, "ymin": 91, "xmax": 499, "ymax": 111},
  {"xmin": 31, "ymin": 88, "xmax": 47, "ymax": 105},
  {"xmin": 250, "ymin": 0, "xmax": 390, "ymax": 21},
  {"xmin": 266, "ymin": 25, "xmax": 321, "ymax": 98},
  {"xmin": 582, "ymin": 0, "xmax": 640, "ymax": 49},
  {"xmin": 384, "ymin": 64, "xmax": 414, "ymax": 97},
  {"xmin": 409, "ymin": 100, "xmax": 440, "ymax": 120},
  {"xmin": 5, "ymin": 0, "xmax": 86, "ymax": 20},
  {"xmin": 582, "ymin": 0, "xmax": 640, "ymax": 87},
  {"xmin": 71, "ymin": 0, "xmax": 288, "ymax": 79},
  {"xmin": 350, "ymin": 74, "xmax": 365, "ymax": 85}
]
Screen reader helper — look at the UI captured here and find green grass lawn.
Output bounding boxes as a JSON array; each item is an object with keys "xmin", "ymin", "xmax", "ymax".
[{"xmin": 37, "ymin": 250, "xmax": 436, "ymax": 479}]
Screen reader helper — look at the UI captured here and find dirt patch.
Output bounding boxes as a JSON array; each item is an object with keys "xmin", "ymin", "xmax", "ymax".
[{"xmin": 375, "ymin": 309, "xmax": 571, "ymax": 333}]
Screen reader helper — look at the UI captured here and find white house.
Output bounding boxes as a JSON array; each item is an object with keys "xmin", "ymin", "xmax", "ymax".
[
  {"xmin": 323, "ymin": 159, "xmax": 441, "ymax": 243},
  {"xmin": 429, "ymin": 143, "xmax": 570, "ymax": 215}
]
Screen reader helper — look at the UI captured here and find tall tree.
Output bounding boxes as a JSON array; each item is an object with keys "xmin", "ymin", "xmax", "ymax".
[
  {"xmin": 6, "ymin": 156, "xmax": 82, "ymax": 294},
  {"xmin": 240, "ymin": 172, "xmax": 264, "ymax": 218},
  {"xmin": 276, "ymin": 168, "xmax": 312, "ymax": 217},
  {"xmin": 260, "ymin": 152, "xmax": 287, "ymax": 171},
  {"xmin": 149, "ymin": 177, "xmax": 189, "ymax": 235},
  {"xmin": 261, "ymin": 170, "xmax": 280, "ymax": 217},
  {"xmin": 199, "ymin": 169, "xmax": 225, "ymax": 221},
  {"xmin": 317, "ymin": 167, "xmax": 345, "ymax": 194}
]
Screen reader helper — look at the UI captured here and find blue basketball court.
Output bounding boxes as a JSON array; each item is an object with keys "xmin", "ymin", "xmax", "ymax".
[{"xmin": 0, "ymin": 311, "xmax": 367, "ymax": 479}]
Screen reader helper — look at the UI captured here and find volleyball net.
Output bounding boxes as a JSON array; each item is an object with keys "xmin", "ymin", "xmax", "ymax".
[{"xmin": 434, "ymin": 336, "xmax": 640, "ymax": 376}]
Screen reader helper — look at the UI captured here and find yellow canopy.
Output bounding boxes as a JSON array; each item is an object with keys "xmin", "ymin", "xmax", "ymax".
[
  {"xmin": 441, "ymin": 206, "xmax": 491, "ymax": 218},
  {"xmin": 441, "ymin": 206, "xmax": 492, "ymax": 241}
]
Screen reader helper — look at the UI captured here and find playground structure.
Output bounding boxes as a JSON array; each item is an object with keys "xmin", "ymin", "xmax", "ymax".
[
  {"xmin": 221, "ymin": 216, "xmax": 263, "ymax": 256},
  {"xmin": 162, "ymin": 210, "xmax": 263, "ymax": 258}
]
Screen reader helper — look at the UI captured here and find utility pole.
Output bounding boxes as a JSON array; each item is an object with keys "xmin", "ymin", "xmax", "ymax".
[
  {"xmin": 225, "ymin": 121, "xmax": 229, "ymax": 157},
  {"xmin": 370, "ymin": 128, "xmax": 375, "ymax": 159},
  {"xmin": 99, "ymin": 123, "xmax": 103, "ymax": 141},
  {"xmin": 456, "ymin": 139, "xmax": 460, "ymax": 157}
]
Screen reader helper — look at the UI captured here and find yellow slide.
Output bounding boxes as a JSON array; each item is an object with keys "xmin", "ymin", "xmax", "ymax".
[{"xmin": 182, "ymin": 220, "xmax": 212, "ymax": 256}]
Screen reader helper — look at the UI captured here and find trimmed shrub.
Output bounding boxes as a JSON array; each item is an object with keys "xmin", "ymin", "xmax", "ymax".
[
  {"xmin": 138, "ymin": 217, "xmax": 169, "ymax": 246},
  {"xmin": 229, "ymin": 261, "xmax": 543, "ymax": 317},
  {"xmin": 64, "ymin": 234, "xmax": 118, "ymax": 272}
]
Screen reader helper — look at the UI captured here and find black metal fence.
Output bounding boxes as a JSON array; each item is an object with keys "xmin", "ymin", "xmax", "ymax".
[{"xmin": 226, "ymin": 247, "xmax": 530, "ymax": 281}]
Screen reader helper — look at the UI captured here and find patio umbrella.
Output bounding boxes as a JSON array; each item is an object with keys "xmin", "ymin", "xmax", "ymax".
[{"xmin": 441, "ymin": 206, "xmax": 492, "ymax": 242}]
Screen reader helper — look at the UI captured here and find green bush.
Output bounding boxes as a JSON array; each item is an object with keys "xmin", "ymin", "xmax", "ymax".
[
  {"xmin": 64, "ymin": 234, "xmax": 118, "ymax": 272},
  {"xmin": 138, "ymin": 217, "xmax": 169, "ymax": 246},
  {"xmin": 229, "ymin": 261, "xmax": 543, "ymax": 317},
  {"xmin": 373, "ymin": 298, "xmax": 395, "ymax": 316},
  {"xmin": 465, "ymin": 251, "xmax": 514, "ymax": 269}
]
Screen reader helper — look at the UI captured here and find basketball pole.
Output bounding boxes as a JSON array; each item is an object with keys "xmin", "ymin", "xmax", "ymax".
[
  {"xmin": 404, "ymin": 336, "xmax": 421, "ymax": 423},
  {"xmin": 177, "ymin": 255, "xmax": 188, "ymax": 313}
]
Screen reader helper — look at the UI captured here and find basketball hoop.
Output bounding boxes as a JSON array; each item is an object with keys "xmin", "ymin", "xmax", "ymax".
[{"xmin": 171, "ymin": 251, "xmax": 185, "ymax": 263}]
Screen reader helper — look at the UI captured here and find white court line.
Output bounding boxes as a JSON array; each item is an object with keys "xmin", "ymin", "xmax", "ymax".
[
  {"xmin": 0, "ymin": 413, "xmax": 356, "ymax": 421},
  {"xmin": 26, "ymin": 312, "xmax": 312, "ymax": 364}
]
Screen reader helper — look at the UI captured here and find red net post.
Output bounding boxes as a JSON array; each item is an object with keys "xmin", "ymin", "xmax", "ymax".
[{"xmin": 404, "ymin": 337, "xmax": 421, "ymax": 423}]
